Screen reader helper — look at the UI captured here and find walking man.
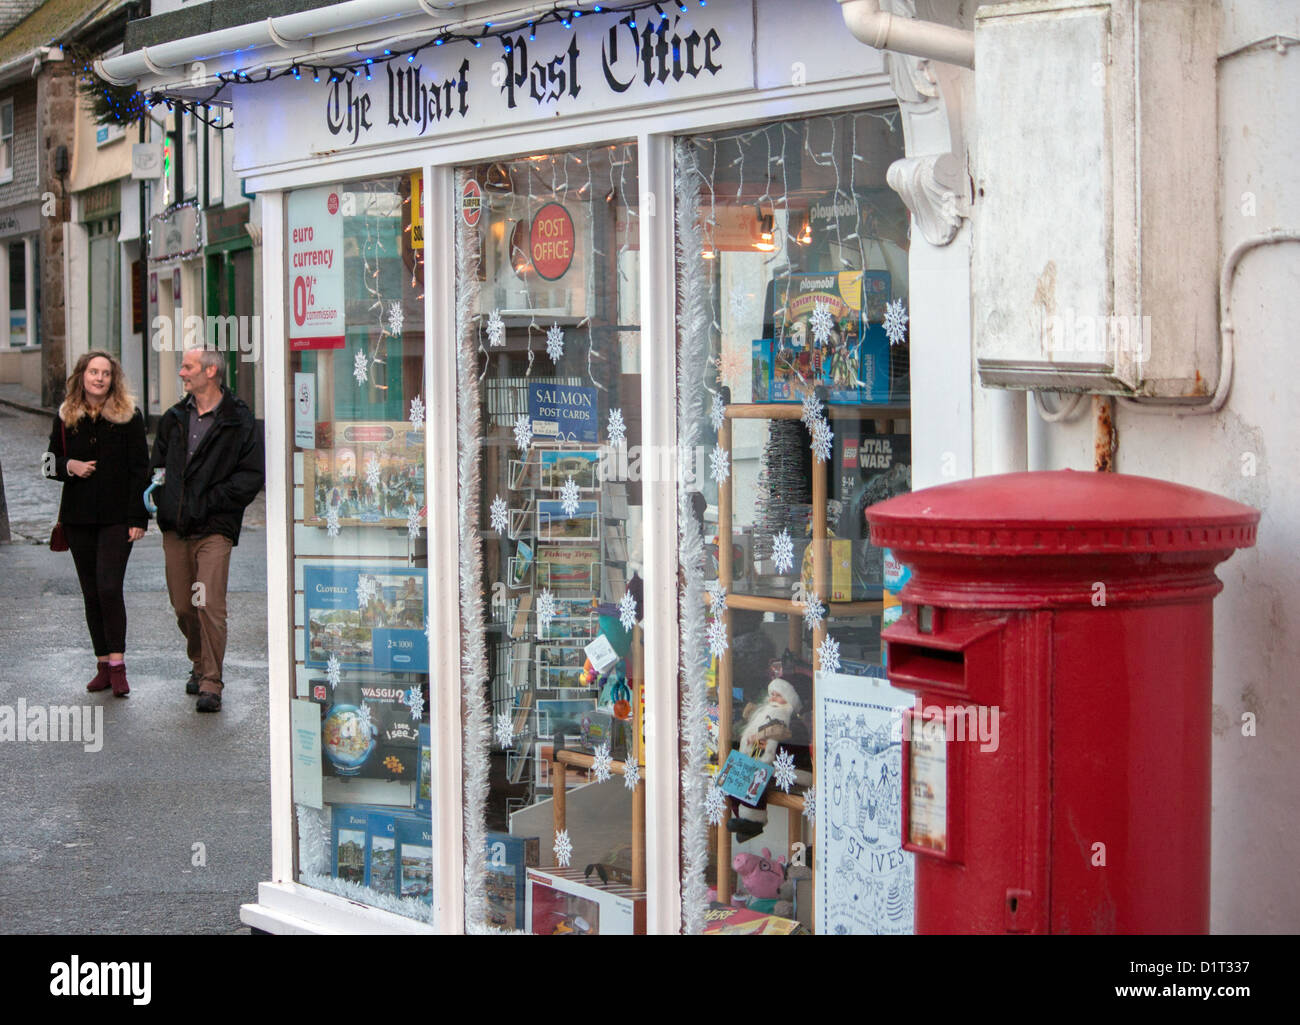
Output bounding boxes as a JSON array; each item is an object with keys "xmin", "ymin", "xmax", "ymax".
[{"xmin": 151, "ymin": 346, "xmax": 264, "ymax": 712}]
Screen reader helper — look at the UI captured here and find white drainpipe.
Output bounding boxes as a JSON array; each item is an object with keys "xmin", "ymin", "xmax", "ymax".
[
  {"xmin": 96, "ymin": 0, "xmax": 486, "ymax": 85},
  {"xmin": 837, "ymin": 0, "xmax": 974, "ymax": 68}
]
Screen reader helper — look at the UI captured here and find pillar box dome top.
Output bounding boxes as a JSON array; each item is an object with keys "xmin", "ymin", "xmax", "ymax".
[{"xmin": 866, "ymin": 470, "xmax": 1259, "ymax": 557}]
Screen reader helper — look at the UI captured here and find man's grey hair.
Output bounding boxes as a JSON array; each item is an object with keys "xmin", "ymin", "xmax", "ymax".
[{"xmin": 186, "ymin": 345, "xmax": 225, "ymax": 376}]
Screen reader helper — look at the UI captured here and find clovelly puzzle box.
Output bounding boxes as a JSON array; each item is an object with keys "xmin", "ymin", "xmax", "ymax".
[{"xmin": 525, "ymin": 867, "xmax": 646, "ymax": 935}]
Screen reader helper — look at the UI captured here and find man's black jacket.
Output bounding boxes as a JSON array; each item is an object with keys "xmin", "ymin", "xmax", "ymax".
[{"xmin": 150, "ymin": 388, "xmax": 265, "ymax": 545}]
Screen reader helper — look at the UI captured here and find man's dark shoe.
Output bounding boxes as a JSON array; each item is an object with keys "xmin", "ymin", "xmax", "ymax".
[
  {"xmin": 185, "ymin": 669, "xmax": 202, "ymax": 695},
  {"xmin": 196, "ymin": 690, "xmax": 222, "ymax": 713}
]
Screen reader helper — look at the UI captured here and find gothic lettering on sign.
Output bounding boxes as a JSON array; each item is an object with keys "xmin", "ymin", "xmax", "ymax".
[
  {"xmin": 325, "ymin": 79, "xmax": 373, "ymax": 145},
  {"xmin": 601, "ymin": 13, "xmax": 723, "ymax": 93},
  {"xmin": 387, "ymin": 60, "xmax": 472, "ymax": 135},
  {"xmin": 500, "ymin": 35, "xmax": 582, "ymax": 109}
]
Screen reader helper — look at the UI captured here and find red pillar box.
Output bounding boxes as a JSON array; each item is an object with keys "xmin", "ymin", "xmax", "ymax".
[{"xmin": 864, "ymin": 470, "xmax": 1258, "ymax": 934}]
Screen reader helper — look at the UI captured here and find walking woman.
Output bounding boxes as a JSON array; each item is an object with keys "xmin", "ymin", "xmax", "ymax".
[{"xmin": 45, "ymin": 351, "xmax": 150, "ymax": 696}]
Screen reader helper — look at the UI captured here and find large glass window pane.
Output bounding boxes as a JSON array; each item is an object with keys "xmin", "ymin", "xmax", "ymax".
[
  {"xmin": 676, "ymin": 110, "xmax": 913, "ymax": 935},
  {"xmin": 286, "ymin": 174, "xmax": 432, "ymax": 920},
  {"xmin": 9, "ymin": 240, "xmax": 26, "ymax": 345},
  {"xmin": 458, "ymin": 144, "xmax": 646, "ymax": 933}
]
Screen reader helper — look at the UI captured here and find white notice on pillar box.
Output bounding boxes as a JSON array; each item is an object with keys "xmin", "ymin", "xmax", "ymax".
[{"xmin": 287, "ymin": 185, "xmax": 346, "ymax": 351}]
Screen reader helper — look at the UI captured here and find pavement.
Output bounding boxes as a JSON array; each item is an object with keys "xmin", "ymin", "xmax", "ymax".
[{"xmin": 0, "ymin": 398, "xmax": 270, "ymax": 934}]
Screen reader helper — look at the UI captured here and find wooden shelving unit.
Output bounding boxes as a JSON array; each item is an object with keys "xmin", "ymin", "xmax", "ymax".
[{"xmin": 712, "ymin": 399, "xmax": 906, "ymax": 916}]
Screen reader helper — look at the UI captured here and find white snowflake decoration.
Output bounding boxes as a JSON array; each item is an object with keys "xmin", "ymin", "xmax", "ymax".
[
  {"xmin": 772, "ymin": 529, "xmax": 795, "ymax": 575},
  {"xmin": 802, "ymin": 784, "xmax": 817, "ymax": 821},
  {"xmin": 513, "ymin": 413, "xmax": 532, "ymax": 451},
  {"xmin": 408, "ymin": 395, "xmax": 425, "ymax": 430},
  {"xmin": 591, "ymin": 743, "xmax": 613, "ymax": 784},
  {"xmin": 553, "ymin": 828, "xmax": 573, "ymax": 867},
  {"xmin": 535, "ymin": 588, "xmax": 557, "ymax": 634},
  {"xmin": 773, "ymin": 748, "xmax": 797, "ymax": 793},
  {"xmin": 352, "ymin": 350, "xmax": 369, "ymax": 385},
  {"xmin": 706, "ymin": 579, "xmax": 727, "ymax": 617},
  {"xmin": 405, "ymin": 686, "xmax": 424, "ymax": 721},
  {"xmin": 715, "ymin": 345, "xmax": 746, "ymax": 385},
  {"xmin": 407, "ymin": 504, "xmax": 421, "ymax": 539},
  {"xmin": 811, "ymin": 416, "xmax": 834, "ymax": 463},
  {"xmin": 365, "ymin": 455, "xmax": 382, "ymax": 490},
  {"xmin": 386, "ymin": 301, "xmax": 404, "ymax": 336},
  {"xmin": 800, "ymin": 390, "xmax": 824, "ymax": 429},
  {"xmin": 709, "ymin": 445, "xmax": 731, "ymax": 484},
  {"xmin": 355, "ymin": 575, "xmax": 376, "ymax": 608},
  {"xmin": 559, "ymin": 476, "xmax": 582, "ymax": 518},
  {"xmin": 487, "ymin": 309, "xmax": 505, "ymax": 347},
  {"xmin": 489, "ymin": 495, "xmax": 509, "ymax": 535},
  {"xmin": 706, "ymin": 616, "xmax": 729, "ymax": 658},
  {"xmin": 495, "ymin": 713, "xmax": 514, "ymax": 749},
  {"xmin": 623, "ymin": 757, "xmax": 640, "ymax": 791},
  {"xmin": 546, "ymin": 323, "xmax": 565, "ymax": 362},
  {"xmin": 818, "ymin": 634, "xmax": 841, "ymax": 674},
  {"xmin": 704, "ymin": 783, "xmax": 727, "ymax": 826},
  {"xmin": 810, "ymin": 301, "xmax": 835, "ymax": 345},
  {"xmin": 607, "ymin": 407, "xmax": 626, "ymax": 446},
  {"xmin": 710, "ymin": 394, "xmax": 726, "ymax": 433},
  {"xmin": 325, "ymin": 506, "xmax": 341, "ymax": 538},
  {"xmin": 326, "ymin": 653, "xmax": 341, "ymax": 690},
  {"xmin": 423, "ymin": 618, "xmax": 431, "ymax": 639},
  {"xmin": 355, "ymin": 702, "xmax": 374, "ymax": 736},
  {"xmin": 884, "ymin": 298, "xmax": 909, "ymax": 346},
  {"xmin": 618, "ymin": 589, "xmax": 638, "ymax": 632},
  {"xmin": 802, "ymin": 591, "xmax": 826, "ymax": 632}
]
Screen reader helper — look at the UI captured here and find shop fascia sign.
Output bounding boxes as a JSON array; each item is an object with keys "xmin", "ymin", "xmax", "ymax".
[{"xmin": 234, "ymin": 3, "xmax": 753, "ymax": 165}]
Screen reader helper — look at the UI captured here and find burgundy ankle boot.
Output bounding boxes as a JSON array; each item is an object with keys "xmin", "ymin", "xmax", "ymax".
[
  {"xmin": 109, "ymin": 662, "xmax": 130, "ymax": 698},
  {"xmin": 86, "ymin": 661, "xmax": 111, "ymax": 692}
]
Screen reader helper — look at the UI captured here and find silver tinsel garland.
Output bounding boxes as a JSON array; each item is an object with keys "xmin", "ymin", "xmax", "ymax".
[
  {"xmin": 675, "ymin": 141, "xmax": 711, "ymax": 935},
  {"xmin": 457, "ymin": 168, "xmax": 491, "ymax": 931}
]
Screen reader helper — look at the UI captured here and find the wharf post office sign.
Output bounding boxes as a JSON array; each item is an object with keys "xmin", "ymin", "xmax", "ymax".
[{"xmin": 235, "ymin": 4, "xmax": 753, "ymax": 167}]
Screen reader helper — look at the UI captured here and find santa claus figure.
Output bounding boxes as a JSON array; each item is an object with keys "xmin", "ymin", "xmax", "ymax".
[{"xmin": 727, "ymin": 677, "xmax": 802, "ymax": 842}]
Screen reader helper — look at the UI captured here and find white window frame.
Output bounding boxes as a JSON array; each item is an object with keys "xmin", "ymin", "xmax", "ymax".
[
  {"xmin": 0, "ymin": 98, "xmax": 13, "ymax": 185},
  {"xmin": 253, "ymin": 74, "xmax": 920, "ymax": 937}
]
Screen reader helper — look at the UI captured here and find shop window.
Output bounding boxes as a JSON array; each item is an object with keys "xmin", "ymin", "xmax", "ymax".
[
  {"xmin": 0, "ymin": 100, "xmax": 12, "ymax": 183},
  {"xmin": 87, "ymin": 218, "xmax": 121, "ymax": 358},
  {"xmin": 207, "ymin": 114, "xmax": 224, "ymax": 206},
  {"xmin": 457, "ymin": 144, "xmax": 647, "ymax": 933},
  {"xmin": 674, "ymin": 109, "xmax": 913, "ymax": 935},
  {"xmin": 286, "ymin": 174, "xmax": 431, "ymax": 920},
  {"xmin": 182, "ymin": 112, "xmax": 198, "ymax": 201},
  {"xmin": 9, "ymin": 240, "xmax": 27, "ymax": 345}
]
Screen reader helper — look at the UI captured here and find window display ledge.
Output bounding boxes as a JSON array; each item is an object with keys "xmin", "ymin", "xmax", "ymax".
[{"xmin": 240, "ymin": 881, "xmax": 435, "ymax": 935}]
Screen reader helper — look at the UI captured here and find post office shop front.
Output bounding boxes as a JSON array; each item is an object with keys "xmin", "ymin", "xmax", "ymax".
[{"xmin": 101, "ymin": 0, "xmax": 948, "ymax": 935}]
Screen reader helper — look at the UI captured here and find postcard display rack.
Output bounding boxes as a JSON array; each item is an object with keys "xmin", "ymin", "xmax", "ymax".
[
  {"xmin": 293, "ymin": 419, "xmax": 434, "ymax": 909},
  {"xmin": 491, "ymin": 414, "xmax": 639, "ymax": 847},
  {"xmin": 711, "ymin": 395, "xmax": 909, "ymax": 916}
]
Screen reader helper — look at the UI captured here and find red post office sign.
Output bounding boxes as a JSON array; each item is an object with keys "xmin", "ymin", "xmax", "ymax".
[{"xmin": 529, "ymin": 202, "xmax": 575, "ymax": 280}]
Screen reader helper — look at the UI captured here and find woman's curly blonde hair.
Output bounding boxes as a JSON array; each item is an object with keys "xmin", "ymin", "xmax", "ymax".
[{"xmin": 60, "ymin": 350, "xmax": 138, "ymax": 427}]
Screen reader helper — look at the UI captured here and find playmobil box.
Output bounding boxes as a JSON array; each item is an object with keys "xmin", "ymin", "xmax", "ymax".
[
  {"xmin": 525, "ymin": 867, "xmax": 646, "ymax": 935},
  {"xmin": 702, "ymin": 903, "xmax": 810, "ymax": 935}
]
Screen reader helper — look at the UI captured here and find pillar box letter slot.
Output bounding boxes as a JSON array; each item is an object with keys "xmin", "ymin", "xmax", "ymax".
[{"xmin": 885, "ymin": 611, "xmax": 1007, "ymax": 707}]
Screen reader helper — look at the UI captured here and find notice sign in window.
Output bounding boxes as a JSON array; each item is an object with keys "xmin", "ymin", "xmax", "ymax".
[
  {"xmin": 909, "ymin": 726, "xmax": 948, "ymax": 853},
  {"xmin": 288, "ymin": 185, "xmax": 346, "ymax": 349}
]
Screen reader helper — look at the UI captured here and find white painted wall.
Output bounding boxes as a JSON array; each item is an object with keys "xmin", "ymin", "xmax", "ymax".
[{"xmin": 965, "ymin": 0, "xmax": 1299, "ymax": 932}]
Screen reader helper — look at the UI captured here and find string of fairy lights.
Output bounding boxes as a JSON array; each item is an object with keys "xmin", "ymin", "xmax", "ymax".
[{"xmin": 85, "ymin": 0, "xmax": 715, "ymax": 130}]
